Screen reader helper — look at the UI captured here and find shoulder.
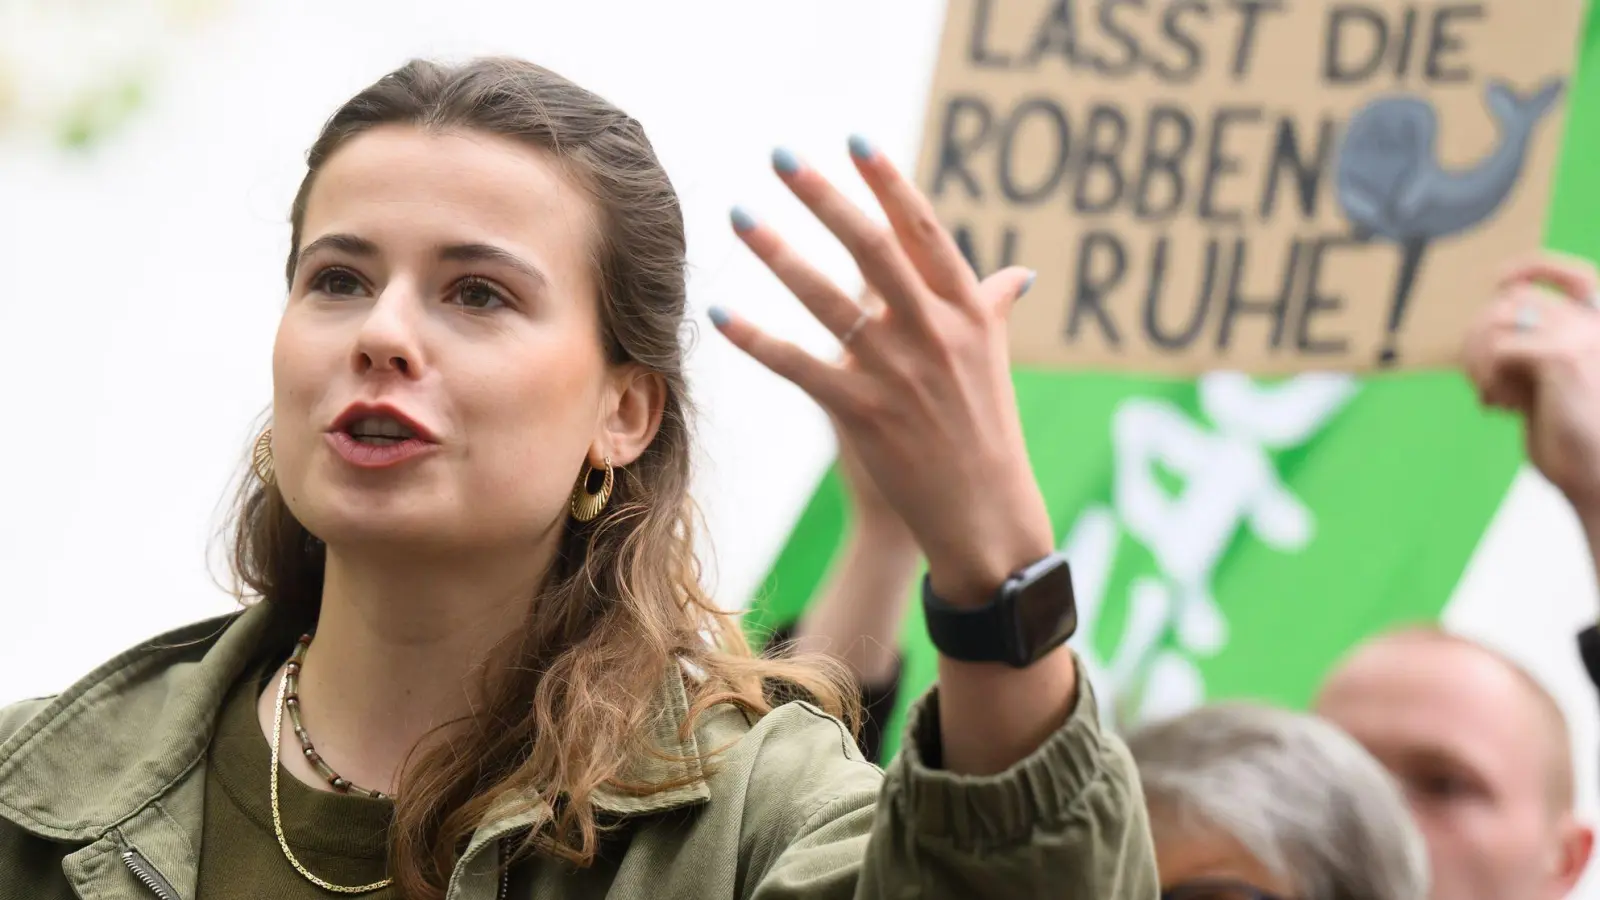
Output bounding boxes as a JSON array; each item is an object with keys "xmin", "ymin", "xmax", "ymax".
[
  {"xmin": 695, "ymin": 700, "xmax": 883, "ymax": 836},
  {"xmin": 702, "ymin": 699, "xmax": 880, "ymax": 779},
  {"xmin": 0, "ymin": 812, "xmax": 75, "ymax": 899},
  {"xmin": 0, "ymin": 609, "xmax": 252, "ymax": 749},
  {"xmin": 665, "ymin": 700, "xmax": 881, "ymax": 889},
  {"xmin": 0, "ymin": 697, "xmax": 55, "ymax": 750},
  {"xmin": 0, "ymin": 608, "xmax": 267, "ymax": 842}
]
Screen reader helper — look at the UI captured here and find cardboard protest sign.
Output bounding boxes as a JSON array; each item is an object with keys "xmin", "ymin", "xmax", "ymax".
[{"xmin": 917, "ymin": 0, "xmax": 1584, "ymax": 375}]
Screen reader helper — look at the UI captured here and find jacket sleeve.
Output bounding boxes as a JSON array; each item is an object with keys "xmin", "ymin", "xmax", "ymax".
[{"xmin": 746, "ymin": 654, "xmax": 1158, "ymax": 899}]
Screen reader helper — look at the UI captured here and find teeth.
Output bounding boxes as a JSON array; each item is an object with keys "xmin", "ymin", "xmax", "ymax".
[{"xmin": 348, "ymin": 417, "xmax": 416, "ymax": 440}]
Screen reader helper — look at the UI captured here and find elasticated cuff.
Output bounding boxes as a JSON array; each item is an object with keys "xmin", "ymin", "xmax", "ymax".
[{"xmin": 883, "ymin": 653, "xmax": 1117, "ymax": 851}]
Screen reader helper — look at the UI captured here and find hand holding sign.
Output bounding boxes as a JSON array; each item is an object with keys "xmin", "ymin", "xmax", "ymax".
[{"xmin": 1463, "ymin": 253, "xmax": 1600, "ymax": 516}]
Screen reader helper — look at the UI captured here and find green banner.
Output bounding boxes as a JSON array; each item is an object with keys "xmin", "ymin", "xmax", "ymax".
[{"xmin": 747, "ymin": 12, "xmax": 1600, "ymax": 762}]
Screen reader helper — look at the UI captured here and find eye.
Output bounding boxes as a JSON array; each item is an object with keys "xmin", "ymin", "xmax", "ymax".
[
  {"xmin": 308, "ymin": 267, "xmax": 366, "ymax": 297},
  {"xmin": 1406, "ymin": 768, "xmax": 1482, "ymax": 803},
  {"xmin": 451, "ymin": 276, "xmax": 510, "ymax": 311}
]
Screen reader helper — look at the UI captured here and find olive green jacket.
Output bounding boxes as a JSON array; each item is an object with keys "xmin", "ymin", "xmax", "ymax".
[{"xmin": 0, "ymin": 606, "xmax": 1157, "ymax": 899}]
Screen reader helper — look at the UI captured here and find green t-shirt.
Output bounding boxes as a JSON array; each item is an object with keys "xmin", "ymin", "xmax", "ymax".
[{"xmin": 197, "ymin": 662, "xmax": 397, "ymax": 897}]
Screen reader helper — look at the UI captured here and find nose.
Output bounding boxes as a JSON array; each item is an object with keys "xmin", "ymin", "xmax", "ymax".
[{"xmin": 352, "ymin": 284, "xmax": 423, "ymax": 378}]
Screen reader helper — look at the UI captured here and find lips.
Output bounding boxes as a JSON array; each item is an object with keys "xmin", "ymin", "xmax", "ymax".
[
  {"xmin": 329, "ymin": 403, "xmax": 438, "ymax": 444},
  {"xmin": 325, "ymin": 403, "xmax": 440, "ymax": 470}
]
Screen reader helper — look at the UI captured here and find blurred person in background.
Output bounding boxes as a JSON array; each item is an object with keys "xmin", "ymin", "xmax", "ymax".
[
  {"xmin": 1128, "ymin": 702, "xmax": 1428, "ymax": 900},
  {"xmin": 1316, "ymin": 629, "xmax": 1591, "ymax": 900},
  {"xmin": 1310, "ymin": 248, "xmax": 1600, "ymax": 900},
  {"xmin": 0, "ymin": 58, "xmax": 1154, "ymax": 899},
  {"xmin": 770, "ymin": 408, "xmax": 920, "ymax": 763}
]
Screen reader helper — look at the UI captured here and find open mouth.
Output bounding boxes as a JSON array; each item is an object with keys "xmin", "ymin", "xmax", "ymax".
[{"xmin": 343, "ymin": 416, "xmax": 419, "ymax": 446}]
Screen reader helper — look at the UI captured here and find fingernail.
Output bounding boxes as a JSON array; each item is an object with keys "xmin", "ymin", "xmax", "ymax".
[
  {"xmin": 730, "ymin": 206, "xmax": 758, "ymax": 234},
  {"xmin": 708, "ymin": 305, "xmax": 731, "ymax": 327},
  {"xmin": 1021, "ymin": 270, "xmax": 1037, "ymax": 297},
  {"xmin": 771, "ymin": 147, "xmax": 801, "ymax": 175},
  {"xmin": 847, "ymin": 134, "xmax": 874, "ymax": 161}
]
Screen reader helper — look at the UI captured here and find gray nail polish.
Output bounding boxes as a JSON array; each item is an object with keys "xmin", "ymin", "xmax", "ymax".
[
  {"xmin": 848, "ymin": 134, "xmax": 874, "ymax": 161},
  {"xmin": 1021, "ymin": 271, "xmax": 1037, "ymax": 297},
  {"xmin": 730, "ymin": 206, "xmax": 758, "ymax": 233},
  {"xmin": 771, "ymin": 147, "xmax": 801, "ymax": 175},
  {"xmin": 708, "ymin": 305, "xmax": 731, "ymax": 327}
]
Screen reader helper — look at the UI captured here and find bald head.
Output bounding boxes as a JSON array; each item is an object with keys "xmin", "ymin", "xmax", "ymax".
[
  {"xmin": 1320, "ymin": 628, "xmax": 1572, "ymax": 811},
  {"xmin": 1315, "ymin": 627, "xmax": 1590, "ymax": 900}
]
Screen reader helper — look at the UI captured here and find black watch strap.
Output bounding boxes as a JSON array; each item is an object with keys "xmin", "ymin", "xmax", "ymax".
[
  {"xmin": 921, "ymin": 574, "xmax": 1013, "ymax": 664},
  {"xmin": 921, "ymin": 553, "xmax": 1077, "ymax": 668}
]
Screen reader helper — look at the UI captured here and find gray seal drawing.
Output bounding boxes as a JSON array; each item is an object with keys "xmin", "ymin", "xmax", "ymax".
[
  {"xmin": 1337, "ymin": 78, "xmax": 1564, "ymax": 241},
  {"xmin": 1333, "ymin": 77, "xmax": 1565, "ymax": 365}
]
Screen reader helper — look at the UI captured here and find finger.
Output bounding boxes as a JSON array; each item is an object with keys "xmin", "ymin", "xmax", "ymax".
[
  {"xmin": 1469, "ymin": 329, "xmax": 1550, "ymax": 412},
  {"xmin": 977, "ymin": 266, "xmax": 1039, "ymax": 318},
  {"xmin": 856, "ymin": 289, "xmax": 889, "ymax": 315},
  {"xmin": 1498, "ymin": 251, "xmax": 1600, "ymax": 304},
  {"xmin": 770, "ymin": 147, "xmax": 930, "ymax": 323},
  {"xmin": 731, "ymin": 206, "xmax": 870, "ymax": 341},
  {"xmin": 1463, "ymin": 285, "xmax": 1577, "ymax": 411},
  {"xmin": 1483, "ymin": 370, "xmax": 1533, "ymax": 413},
  {"xmin": 707, "ymin": 304, "xmax": 850, "ymax": 408},
  {"xmin": 1467, "ymin": 345, "xmax": 1529, "ymax": 411},
  {"xmin": 1483, "ymin": 285, "xmax": 1585, "ymax": 335},
  {"xmin": 846, "ymin": 134, "xmax": 979, "ymax": 303}
]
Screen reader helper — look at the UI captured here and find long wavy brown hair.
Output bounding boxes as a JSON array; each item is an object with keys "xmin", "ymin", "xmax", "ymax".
[{"xmin": 227, "ymin": 57, "xmax": 857, "ymax": 899}]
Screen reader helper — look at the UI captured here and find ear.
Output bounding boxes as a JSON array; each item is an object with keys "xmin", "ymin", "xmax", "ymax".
[
  {"xmin": 1551, "ymin": 814, "xmax": 1594, "ymax": 895},
  {"xmin": 594, "ymin": 364, "xmax": 666, "ymax": 468}
]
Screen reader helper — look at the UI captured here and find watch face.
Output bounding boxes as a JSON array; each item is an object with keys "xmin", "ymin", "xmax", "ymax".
[{"xmin": 1013, "ymin": 561, "xmax": 1078, "ymax": 659}]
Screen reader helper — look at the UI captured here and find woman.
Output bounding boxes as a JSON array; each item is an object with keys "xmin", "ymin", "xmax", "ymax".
[
  {"xmin": 0, "ymin": 58, "xmax": 1153, "ymax": 898},
  {"xmin": 1129, "ymin": 703, "xmax": 1428, "ymax": 900}
]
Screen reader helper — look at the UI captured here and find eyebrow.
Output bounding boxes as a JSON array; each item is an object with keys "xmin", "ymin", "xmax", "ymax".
[
  {"xmin": 298, "ymin": 233, "xmax": 378, "ymax": 267},
  {"xmin": 439, "ymin": 242, "xmax": 548, "ymax": 290},
  {"xmin": 296, "ymin": 233, "xmax": 548, "ymax": 289}
]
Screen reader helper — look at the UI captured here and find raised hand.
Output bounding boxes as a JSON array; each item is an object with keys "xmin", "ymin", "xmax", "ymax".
[
  {"xmin": 710, "ymin": 138, "xmax": 1050, "ymax": 608},
  {"xmin": 1462, "ymin": 252, "xmax": 1600, "ymax": 518}
]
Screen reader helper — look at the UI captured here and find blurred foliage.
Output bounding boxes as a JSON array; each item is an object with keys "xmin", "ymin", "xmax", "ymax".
[
  {"xmin": 0, "ymin": 0, "xmax": 227, "ymax": 152},
  {"xmin": 56, "ymin": 70, "xmax": 150, "ymax": 150}
]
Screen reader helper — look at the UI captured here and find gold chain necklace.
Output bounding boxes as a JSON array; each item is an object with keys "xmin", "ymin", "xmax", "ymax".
[{"xmin": 270, "ymin": 645, "xmax": 394, "ymax": 894}]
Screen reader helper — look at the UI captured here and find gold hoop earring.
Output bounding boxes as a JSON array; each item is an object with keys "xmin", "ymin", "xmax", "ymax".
[
  {"xmin": 570, "ymin": 456, "xmax": 614, "ymax": 523},
  {"xmin": 252, "ymin": 428, "xmax": 275, "ymax": 485}
]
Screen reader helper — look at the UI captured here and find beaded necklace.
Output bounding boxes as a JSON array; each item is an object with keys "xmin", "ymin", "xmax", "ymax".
[
  {"xmin": 269, "ymin": 633, "xmax": 393, "ymax": 894},
  {"xmin": 283, "ymin": 635, "xmax": 390, "ymax": 799}
]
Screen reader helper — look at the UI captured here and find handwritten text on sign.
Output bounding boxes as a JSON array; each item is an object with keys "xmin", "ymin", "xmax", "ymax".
[{"xmin": 916, "ymin": 0, "xmax": 1581, "ymax": 375}]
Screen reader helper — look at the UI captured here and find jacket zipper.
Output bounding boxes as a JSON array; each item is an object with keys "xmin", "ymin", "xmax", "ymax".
[
  {"xmin": 120, "ymin": 847, "xmax": 181, "ymax": 900},
  {"xmin": 497, "ymin": 835, "xmax": 512, "ymax": 900}
]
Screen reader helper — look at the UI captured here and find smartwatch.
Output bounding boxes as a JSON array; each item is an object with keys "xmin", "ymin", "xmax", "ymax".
[{"xmin": 922, "ymin": 551, "xmax": 1078, "ymax": 668}]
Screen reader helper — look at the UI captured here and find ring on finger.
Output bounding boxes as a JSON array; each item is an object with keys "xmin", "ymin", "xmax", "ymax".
[
  {"xmin": 1514, "ymin": 302, "xmax": 1541, "ymax": 333},
  {"xmin": 839, "ymin": 309, "xmax": 871, "ymax": 347}
]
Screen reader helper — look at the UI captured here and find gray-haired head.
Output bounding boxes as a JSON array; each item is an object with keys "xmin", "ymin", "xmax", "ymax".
[{"xmin": 1129, "ymin": 702, "xmax": 1429, "ymax": 900}]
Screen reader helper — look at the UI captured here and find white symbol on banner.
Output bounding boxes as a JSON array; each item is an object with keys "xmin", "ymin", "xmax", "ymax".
[{"xmin": 1064, "ymin": 372, "xmax": 1358, "ymax": 728}]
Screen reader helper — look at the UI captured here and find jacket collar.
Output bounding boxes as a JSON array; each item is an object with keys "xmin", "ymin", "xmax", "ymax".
[{"xmin": 0, "ymin": 604, "xmax": 710, "ymax": 845}]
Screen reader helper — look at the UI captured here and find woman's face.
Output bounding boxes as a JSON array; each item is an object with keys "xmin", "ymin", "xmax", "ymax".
[{"xmin": 272, "ymin": 125, "xmax": 620, "ymax": 557}]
